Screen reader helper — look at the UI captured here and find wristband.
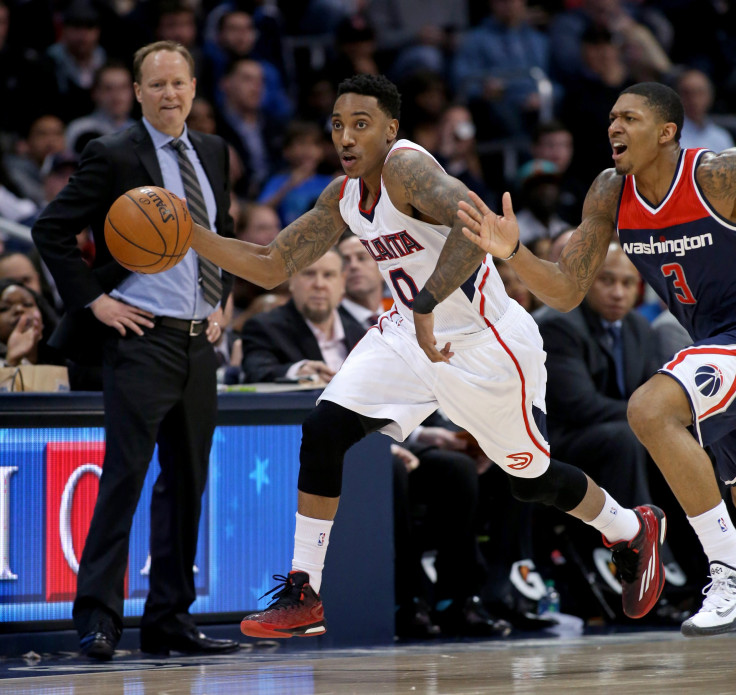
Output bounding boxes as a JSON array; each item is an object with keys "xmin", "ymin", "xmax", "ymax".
[
  {"xmin": 500, "ymin": 239, "xmax": 520, "ymax": 261},
  {"xmin": 413, "ymin": 287, "xmax": 439, "ymax": 314}
]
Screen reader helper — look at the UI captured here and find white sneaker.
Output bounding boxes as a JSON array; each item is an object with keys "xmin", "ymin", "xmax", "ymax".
[{"xmin": 681, "ymin": 562, "xmax": 736, "ymax": 637}]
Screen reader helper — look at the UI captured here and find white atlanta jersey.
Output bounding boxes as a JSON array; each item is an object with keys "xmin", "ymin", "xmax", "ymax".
[
  {"xmin": 337, "ymin": 139, "xmax": 510, "ymax": 338},
  {"xmin": 320, "ymin": 139, "xmax": 551, "ymax": 478}
]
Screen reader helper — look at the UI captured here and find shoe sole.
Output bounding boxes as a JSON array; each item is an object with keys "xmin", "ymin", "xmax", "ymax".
[
  {"xmin": 240, "ymin": 620, "xmax": 327, "ymax": 639},
  {"xmin": 681, "ymin": 617, "xmax": 736, "ymax": 638},
  {"xmin": 623, "ymin": 505, "xmax": 666, "ymax": 619}
]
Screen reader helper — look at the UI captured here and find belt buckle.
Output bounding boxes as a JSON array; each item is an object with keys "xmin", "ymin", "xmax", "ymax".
[{"xmin": 189, "ymin": 320, "xmax": 201, "ymax": 336}]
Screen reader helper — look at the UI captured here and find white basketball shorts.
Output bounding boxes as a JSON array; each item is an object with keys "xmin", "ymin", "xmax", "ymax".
[{"xmin": 319, "ymin": 300, "xmax": 551, "ymax": 478}]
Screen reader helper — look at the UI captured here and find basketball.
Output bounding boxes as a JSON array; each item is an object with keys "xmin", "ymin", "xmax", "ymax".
[{"xmin": 104, "ymin": 186, "xmax": 193, "ymax": 273}]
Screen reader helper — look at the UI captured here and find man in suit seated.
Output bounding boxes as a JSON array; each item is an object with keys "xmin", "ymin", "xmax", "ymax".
[
  {"xmin": 240, "ymin": 246, "xmax": 364, "ymax": 384},
  {"xmin": 534, "ymin": 242, "xmax": 694, "ymax": 603}
]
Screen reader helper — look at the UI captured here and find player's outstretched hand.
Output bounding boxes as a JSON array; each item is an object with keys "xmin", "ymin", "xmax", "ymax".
[
  {"xmin": 458, "ymin": 191, "xmax": 520, "ymax": 259},
  {"xmin": 413, "ymin": 311, "xmax": 454, "ymax": 364}
]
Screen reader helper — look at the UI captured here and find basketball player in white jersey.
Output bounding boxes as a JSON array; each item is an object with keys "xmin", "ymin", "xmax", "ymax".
[{"xmin": 191, "ymin": 74, "xmax": 665, "ymax": 638}]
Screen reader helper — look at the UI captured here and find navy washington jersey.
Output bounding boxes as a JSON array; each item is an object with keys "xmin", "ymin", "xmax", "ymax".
[{"xmin": 617, "ymin": 148, "xmax": 736, "ymax": 341}]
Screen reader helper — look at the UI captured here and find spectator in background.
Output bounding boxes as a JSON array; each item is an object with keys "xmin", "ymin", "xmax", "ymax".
[
  {"xmin": 46, "ymin": 3, "xmax": 107, "ymax": 122},
  {"xmin": 530, "ymin": 120, "xmax": 587, "ymax": 225},
  {"xmin": 494, "ymin": 258, "xmax": 536, "ymax": 313},
  {"xmin": 396, "ymin": 70, "xmax": 448, "ymax": 150},
  {"xmin": 0, "ymin": 152, "xmax": 37, "ymax": 224},
  {"xmin": 204, "ymin": 9, "xmax": 292, "ymax": 124},
  {"xmin": 231, "ymin": 202, "xmax": 289, "ymax": 330},
  {"xmin": 216, "ymin": 58, "xmax": 284, "ymax": 199},
  {"xmin": 325, "ymin": 14, "xmax": 384, "ymax": 86},
  {"xmin": 6, "ymin": 115, "xmax": 66, "ymax": 207},
  {"xmin": 0, "ymin": 0, "xmax": 58, "ymax": 138},
  {"xmin": 0, "ymin": 250, "xmax": 61, "ymax": 336},
  {"xmin": 514, "ymin": 159, "xmax": 572, "ymax": 251},
  {"xmin": 258, "ymin": 120, "xmax": 335, "ymax": 227},
  {"xmin": 187, "ymin": 97, "xmax": 217, "ymax": 135},
  {"xmin": 559, "ymin": 26, "xmax": 633, "ymax": 186},
  {"xmin": 65, "ymin": 62, "xmax": 136, "ymax": 155},
  {"xmin": 435, "ymin": 104, "xmax": 497, "ymax": 211},
  {"xmin": 677, "ymin": 69, "xmax": 735, "ymax": 153},
  {"xmin": 154, "ymin": 1, "xmax": 205, "ymax": 85},
  {"xmin": 240, "ymin": 246, "xmax": 364, "ymax": 384},
  {"xmin": 366, "ymin": 0, "xmax": 468, "ymax": 62},
  {"xmin": 453, "ymin": 0, "xmax": 560, "ymax": 141},
  {"xmin": 0, "ymin": 278, "xmax": 62, "ymax": 368},
  {"xmin": 548, "ymin": 0, "xmax": 672, "ymax": 85}
]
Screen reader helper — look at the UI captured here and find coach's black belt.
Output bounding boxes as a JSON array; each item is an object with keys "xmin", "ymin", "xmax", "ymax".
[{"xmin": 157, "ymin": 316, "xmax": 206, "ymax": 336}]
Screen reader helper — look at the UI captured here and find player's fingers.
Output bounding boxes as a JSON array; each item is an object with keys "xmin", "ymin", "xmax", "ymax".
[
  {"xmin": 467, "ymin": 190, "xmax": 492, "ymax": 217},
  {"xmin": 457, "ymin": 208, "xmax": 480, "ymax": 232},
  {"xmin": 439, "ymin": 342, "xmax": 454, "ymax": 360},
  {"xmin": 462, "ymin": 227, "xmax": 487, "ymax": 247},
  {"xmin": 457, "ymin": 200, "xmax": 481, "ymax": 225},
  {"xmin": 502, "ymin": 191, "xmax": 516, "ymax": 219}
]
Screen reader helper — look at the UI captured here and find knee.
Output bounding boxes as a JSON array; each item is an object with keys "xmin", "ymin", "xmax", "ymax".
[{"xmin": 627, "ymin": 380, "xmax": 670, "ymax": 443}]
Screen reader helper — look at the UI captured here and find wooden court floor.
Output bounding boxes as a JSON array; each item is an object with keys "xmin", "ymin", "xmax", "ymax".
[{"xmin": 1, "ymin": 629, "xmax": 734, "ymax": 694}]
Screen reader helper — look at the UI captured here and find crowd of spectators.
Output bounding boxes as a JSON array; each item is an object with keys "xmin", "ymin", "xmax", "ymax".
[{"xmin": 1, "ymin": 0, "xmax": 734, "ymax": 635}]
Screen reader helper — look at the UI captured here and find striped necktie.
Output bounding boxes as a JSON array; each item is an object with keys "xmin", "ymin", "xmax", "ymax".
[{"xmin": 170, "ymin": 138, "xmax": 222, "ymax": 307}]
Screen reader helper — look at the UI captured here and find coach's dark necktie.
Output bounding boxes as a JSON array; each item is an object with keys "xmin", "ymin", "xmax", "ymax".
[
  {"xmin": 606, "ymin": 323, "xmax": 626, "ymax": 397},
  {"xmin": 170, "ymin": 138, "xmax": 222, "ymax": 307}
]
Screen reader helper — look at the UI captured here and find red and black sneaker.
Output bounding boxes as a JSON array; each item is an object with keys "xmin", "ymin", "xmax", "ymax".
[
  {"xmin": 603, "ymin": 504, "xmax": 667, "ymax": 619},
  {"xmin": 240, "ymin": 571, "xmax": 326, "ymax": 639}
]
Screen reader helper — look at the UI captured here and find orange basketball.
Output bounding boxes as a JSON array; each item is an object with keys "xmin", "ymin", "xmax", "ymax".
[{"xmin": 104, "ymin": 186, "xmax": 193, "ymax": 273}]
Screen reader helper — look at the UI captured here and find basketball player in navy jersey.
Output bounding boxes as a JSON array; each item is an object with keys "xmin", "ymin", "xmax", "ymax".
[
  {"xmin": 459, "ymin": 81, "xmax": 736, "ymax": 637},
  {"xmin": 191, "ymin": 74, "xmax": 664, "ymax": 638}
]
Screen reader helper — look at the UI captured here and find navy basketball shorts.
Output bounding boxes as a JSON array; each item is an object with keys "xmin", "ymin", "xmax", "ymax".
[{"xmin": 659, "ymin": 329, "xmax": 736, "ymax": 484}]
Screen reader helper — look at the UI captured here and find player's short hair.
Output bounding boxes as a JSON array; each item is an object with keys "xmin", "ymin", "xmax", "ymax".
[
  {"xmin": 133, "ymin": 41, "xmax": 195, "ymax": 83},
  {"xmin": 620, "ymin": 82, "xmax": 684, "ymax": 143},
  {"xmin": 337, "ymin": 74, "xmax": 401, "ymax": 121}
]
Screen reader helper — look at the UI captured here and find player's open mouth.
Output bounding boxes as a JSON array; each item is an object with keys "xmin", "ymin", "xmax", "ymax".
[
  {"xmin": 341, "ymin": 153, "xmax": 357, "ymax": 169},
  {"xmin": 612, "ymin": 142, "xmax": 627, "ymax": 159}
]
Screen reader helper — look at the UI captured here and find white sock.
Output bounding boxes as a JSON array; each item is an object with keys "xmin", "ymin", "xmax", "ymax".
[
  {"xmin": 292, "ymin": 512, "xmax": 333, "ymax": 594},
  {"xmin": 688, "ymin": 500, "xmax": 736, "ymax": 567},
  {"xmin": 587, "ymin": 489, "xmax": 640, "ymax": 543}
]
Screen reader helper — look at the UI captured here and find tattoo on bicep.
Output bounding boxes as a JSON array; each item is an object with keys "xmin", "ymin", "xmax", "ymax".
[
  {"xmin": 699, "ymin": 154, "xmax": 736, "ymax": 199},
  {"xmin": 384, "ymin": 152, "xmax": 484, "ymax": 301},
  {"xmin": 272, "ymin": 182, "xmax": 346, "ymax": 276}
]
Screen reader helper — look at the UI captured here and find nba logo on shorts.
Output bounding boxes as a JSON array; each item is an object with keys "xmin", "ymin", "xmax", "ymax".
[
  {"xmin": 317, "ymin": 532, "xmax": 326, "ymax": 546},
  {"xmin": 694, "ymin": 364, "xmax": 723, "ymax": 397},
  {"xmin": 718, "ymin": 517, "xmax": 728, "ymax": 533}
]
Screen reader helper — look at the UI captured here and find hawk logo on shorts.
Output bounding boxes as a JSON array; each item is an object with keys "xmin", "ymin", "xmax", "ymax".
[
  {"xmin": 506, "ymin": 452, "xmax": 533, "ymax": 470},
  {"xmin": 694, "ymin": 364, "xmax": 724, "ymax": 397}
]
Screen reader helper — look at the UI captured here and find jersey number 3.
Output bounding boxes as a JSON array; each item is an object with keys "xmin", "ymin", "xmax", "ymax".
[{"xmin": 662, "ymin": 263, "xmax": 696, "ymax": 305}]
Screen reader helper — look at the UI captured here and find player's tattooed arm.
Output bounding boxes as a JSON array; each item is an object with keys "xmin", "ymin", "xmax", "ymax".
[
  {"xmin": 383, "ymin": 150, "xmax": 485, "ymax": 303},
  {"xmin": 271, "ymin": 177, "xmax": 348, "ymax": 277},
  {"xmin": 557, "ymin": 170, "xmax": 620, "ymax": 297},
  {"xmin": 696, "ymin": 150, "xmax": 736, "ymax": 220},
  {"xmin": 192, "ymin": 177, "xmax": 347, "ymax": 289}
]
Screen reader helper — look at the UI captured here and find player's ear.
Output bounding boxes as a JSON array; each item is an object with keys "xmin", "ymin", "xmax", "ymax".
[
  {"xmin": 660, "ymin": 122, "xmax": 677, "ymax": 144},
  {"xmin": 387, "ymin": 119, "xmax": 398, "ymax": 142}
]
